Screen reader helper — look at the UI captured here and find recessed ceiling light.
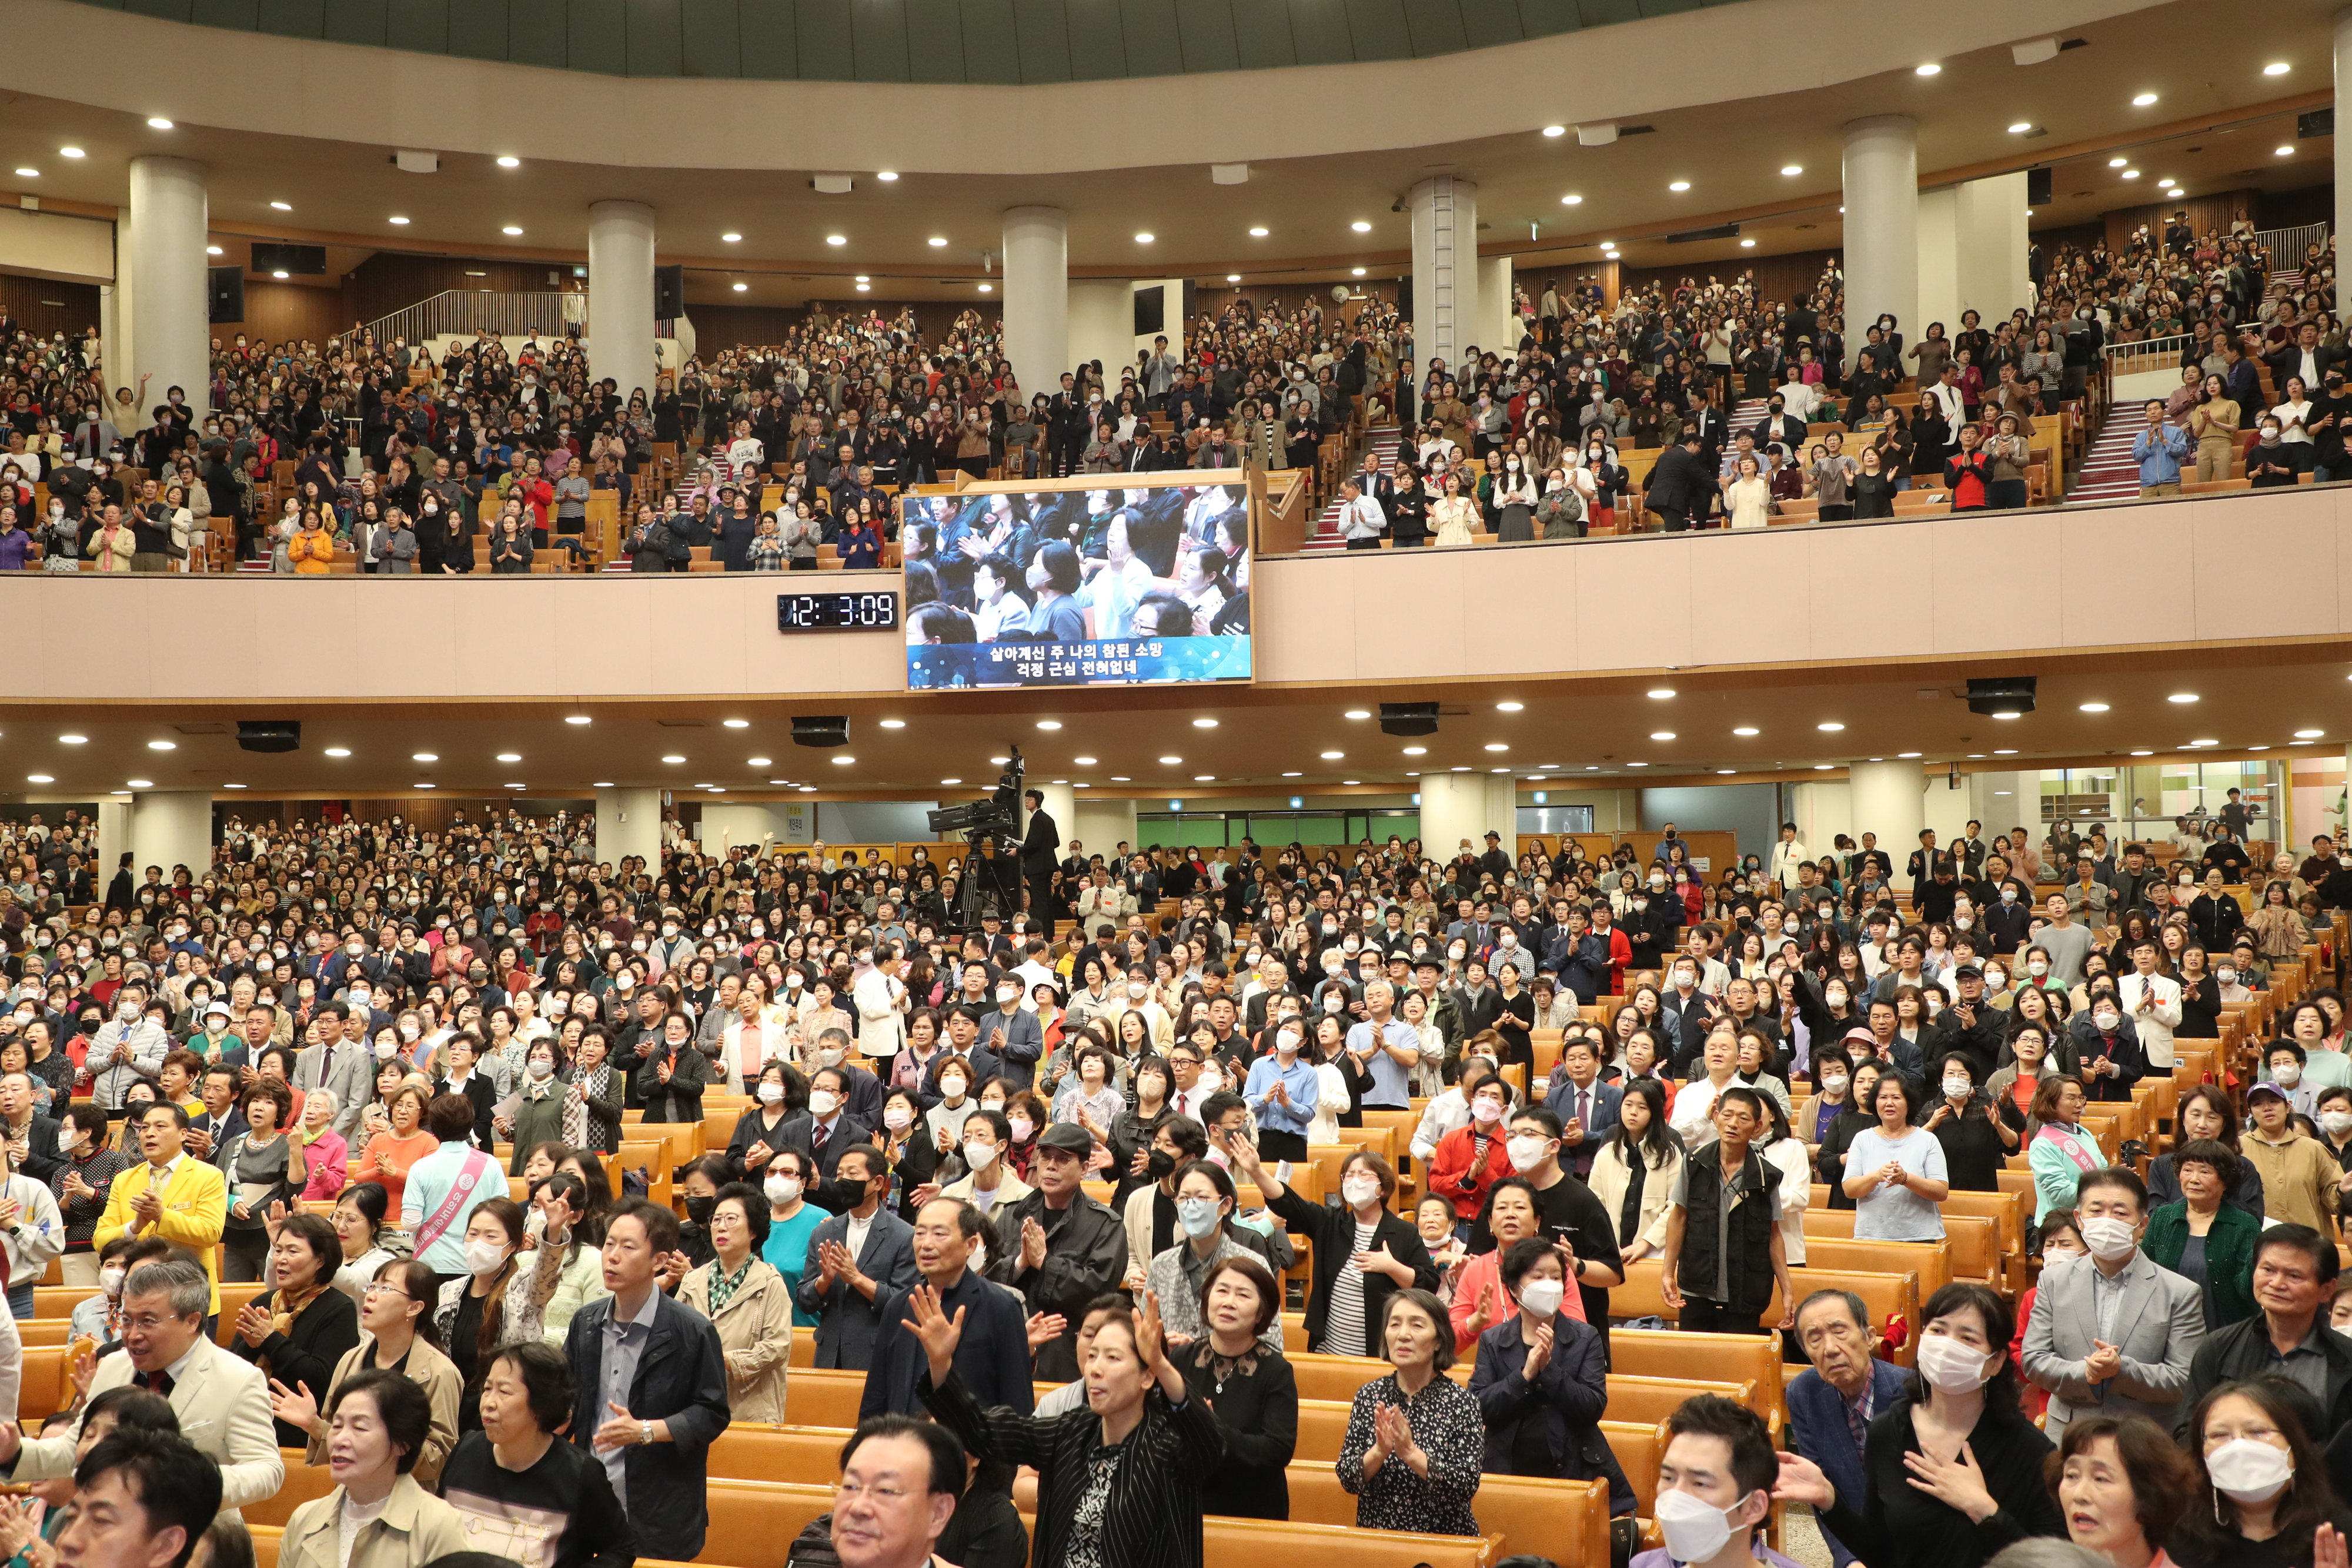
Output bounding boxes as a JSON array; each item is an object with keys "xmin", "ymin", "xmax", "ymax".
[
  {"xmin": 1561, "ymin": 194, "xmax": 1582, "ymax": 206},
  {"xmin": 125, "ymin": 778, "xmax": 152, "ymax": 788},
  {"xmin": 1277, "ymin": 773, "xmax": 1298, "ymax": 778},
  {"xmin": 1990, "ymin": 710, "xmax": 2021, "ymax": 720},
  {"xmin": 1779, "ymin": 164, "xmax": 1802, "ymax": 176},
  {"xmin": 1158, "ymin": 755, "xmax": 1182, "ymax": 765},
  {"xmin": 2079, "ymin": 702, "xmax": 2110, "ymax": 713},
  {"xmin": 1192, "ymin": 718, "xmax": 1218, "ymax": 728},
  {"xmin": 1134, "ymin": 232, "xmax": 1154, "ymax": 243},
  {"xmin": 566, "ymin": 715, "xmax": 591, "ymax": 724},
  {"xmin": 876, "ymin": 719, "xmax": 906, "ymax": 730},
  {"xmin": 2191, "ymin": 738, "xmax": 2219, "ymax": 747},
  {"xmin": 1813, "ymin": 764, "xmax": 1835, "ymax": 771},
  {"xmin": 661, "ymin": 754, "xmax": 685, "ymax": 764},
  {"xmin": 2132, "ymin": 92, "xmax": 2158, "ymax": 105},
  {"xmin": 2266, "ymin": 61, "xmax": 2291, "ymax": 74},
  {"xmin": 2169, "ymin": 692, "xmax": 2199, "ymax": 703},
  {"xmin": 1650, "ymin": 731, "xmax": 1676, "ymax": 741},
  {"xmin": 146, "ymin": 117, "xmax": 173, "ymax": 129},
  {"xmin": 145, "ymin": 740, "xmax": 175, "ymax": 751},
  {"xmin": 269, "ymin": 199, "xmax": 290, "ymax": 210},
  {"xmin": 731, "ymin": 282, "xmax": 749, "ymax": 292},
  {"xmin": 978, "ymin": 283, "xmax": 991, "ymax": 292},
  {"xmin": 1496, "ymin": 701, "xmax": 1524, "ymax": 712},
  {"xmin": 747, "ymin": 755, "xmax": 771, "ymax": 767},
  {"xmin": 877, "ymin": 170, "xmax": 898, "ymax": 180},
  {"xmin": 2121, "ymin": 169, "xmax": 2140, "ymax": 179},
  {"xmin": 831, "ymin": 755, "xmax": 855, "ymax": 765},
  {"xmin": 224, "ymin": 783, "xmax": 246, "ymax": 790},
  {"xmin": 14, "ymin": 169, "xmax": 36, "ymax": 179},
  {"xmin": 1732, "ymin": 726, "xmax": 1759, "ymax": 736},
  {"xmin": 388, "ymin": 216, "xmax": 409, "ymax": 225},
  {"xmin": 1351, "ymin": 220, "xmax": 1371, "ymax": 232},
  {"xmin": 53, "ymin": 734, "xmax": 85, "ymax": 746},
  {"xmin": 205, "ymin": 244, "xmax": 221, "ymax": 255},
  {"xmin": 1036, "ymin": 720, "xmax": 1062, "ymax": 730},
  {"xmin": 59, "ymin": 147, "xmax": 83, "ymax": 159},
  {"xmin": 496, "ymin": 155, "xmax": 520, "ymax": 167},
  {"xmin": 270, "ymin": 270, "xmax": 288, "ymax": 279},
  {"xmin": 1248, "ymin": 226, "xmax": 1269, "ymax": 238},
  {"xmin": 990, "ymin": 756, "xmax": 1010, "ymax": 764},
  {"xmin": 855, "ymin": 283, "xmax": 870, "ymax": 292},
  {"xmin": 721, "ymin": 718, "xmax": 750, "ymax": 728},
  {"xmin": 1352, "ymin": 268, "xmax": 1367, "ymax": 277},
  {"xmin": 940, "ymin": 777, "xmax": 962, "ymax": 785},
  {"xmin": 1542, "ymin": 125, "xmax": 1566, "ymax": 137},
  {"xmin": 1320, "ymin": 750, "xmax": 1345, "ymax": 760},
  {"xmin": 323, "ymin": 747, "xmax": 351, "ymax": 757},
  {"xmin": 1817, "ymin": 721, "xmax": 1845, "ymax": 731},
  {"xmin": 502, "ymin": 225, "xmax": 523, "ymax": 235},
  {"xmin": 1073, "ymin": 755, "xmax": 1096, "ymax": 765},
  {"xmin": 1402, "ymin": 746, "xmax": 1427, "ymax": 756},
  {"xmin": 24, "ymin": 774, "xmax": 50, "ymax": 784},
  {"xmin": 1344, "ymin": 709, "xmax": 1370, "ymax": 720},
  {"xmin": 826, "ymin": 235, "xmax": 847, "ymax": 245},
  {"xmin": 1225, "ymin": 275, "xmax": 1240, "ymax": 283},
  {"xmin": 2297, "ymin": 728, "xmax": 2326, "ymax": 738},
  {"xmin": 1626, "ymin": 762, "xmax": 1648, "ymax": 768},
  {"xmin": 1484, "ymin": 743, "xmax": 1509, "ymax": 753},
  {"xmin": 1915, "ymin": 62, "xmax": 1940, "ymax": 75},
  {"xmin": 2007, "ymin": 121, "xmax": 2032, "ymax": 133},
  {"xmin": 2109, "ymin": 156, "xmax": 2128, "ymax": 167},
  {"xmin": 721, "ymin": 232, "xmax": 742, "ymax": 242},
  {"xmin": 1668, "ymin": 180, "xmax": 1690, "ymax": 192},
  {"xmin": 411, "ymin": 751, "xmax": 438, "ymax": 762},
  {"xmin": 1194, "ymin": 774, "xmax": 1214, "ymax": 781},
  {"xmin": 1897, "ymin": 751, "xmax": 1922, "ymax": 758},
  {"xmin": 1739, "ymin": 239, "xmax": 1757, "ymax": 248},
  {"xmin": 413, "ymin": 783, "xmax": 436, "ymax": 790},
  {"xmin": 496, "ymin": 753, "xmax": 522, "ymax": 763}
]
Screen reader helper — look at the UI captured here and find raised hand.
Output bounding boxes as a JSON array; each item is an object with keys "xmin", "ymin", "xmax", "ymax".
[
  {"xmin": 1134, "ymin": 1289, "xmax": 1168, "ymax": 1377},
  {"xmin": 268, "ymin": 1376, "xmax": 323, "ymax": 1438},
  {"xmin": 902, "ymin": 1282, "xmax": 968, "ymax": 1377},
  {"xmin": 1024, "ymin": 1312, "xmax": 1067, "ymax": 1352}
]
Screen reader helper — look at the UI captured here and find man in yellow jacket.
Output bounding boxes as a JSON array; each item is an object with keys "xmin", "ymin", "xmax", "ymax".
[{"xmin": 93, "ymin": 1100, "xmax": 226, "ymax": 1315}]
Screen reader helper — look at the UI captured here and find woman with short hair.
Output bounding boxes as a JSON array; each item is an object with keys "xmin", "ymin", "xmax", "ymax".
[
  {"xmin": 439, "ymin": 1341, "xmax": 636, "ymax": 1568},
  {"xmin": 1337, "ymin": 1288, "xmax": 1484, "ymax": 1535},
  {"xmin": 677, "ymin": 1181, "xmax": 793, "ymax": 1422},
  {"xmin": 273, "ymin": 1370, "xmax": 467, "ymax": 1568},
  {"xmin": 231, "ymin": 1211, "xmax": 362, "ymax": 1447}
]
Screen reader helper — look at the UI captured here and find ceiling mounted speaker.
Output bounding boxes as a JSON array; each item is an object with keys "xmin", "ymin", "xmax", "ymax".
[
  {"xmin": 236, "ymin": 720, "xmax": 300, "ymax": 753},
  {"xmin": 1965, "ymin": 677, "xmax": 2037, "ymax": 717},
  {"xmin": 1379, "ymin": 702, "xmax": 1441, "ymax": 737},
  {"xmin": 791, "ymin": 716, "xmax": 850, "ymax": 748}
]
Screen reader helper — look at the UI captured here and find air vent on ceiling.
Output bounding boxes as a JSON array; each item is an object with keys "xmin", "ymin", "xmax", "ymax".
[
  {"xmin": 1666, "ymin": 224, "xmax": 1741, "ymax": 243},
  {"xmin": 656, "ymin": 718, "xmax": 709, "ymax": 728},
  {"xmin": 1616, "ymin": 125, "xmax": 1655, "ymax": 136}
]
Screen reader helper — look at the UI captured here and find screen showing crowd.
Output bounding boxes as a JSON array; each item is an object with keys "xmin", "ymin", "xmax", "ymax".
[{"xmin": 898, "ymin": 482, "xmax": 1252, "ymax": 688}]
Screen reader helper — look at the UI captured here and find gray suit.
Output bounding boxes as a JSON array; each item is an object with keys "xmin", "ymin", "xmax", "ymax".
[
  {"xmin": 294, "ymin": 1039, "xmax": 375, "ymax": 1141},
  {"xmin": 2022, "ymin": 1248, "xmax": 2205, "ymax": 1435},
  {"xmin": 793, "ymin": 1206, "xmax": 917, "ymax": 1371}
]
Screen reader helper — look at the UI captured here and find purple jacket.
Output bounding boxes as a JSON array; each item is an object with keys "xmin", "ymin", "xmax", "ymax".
[{"xmin": 0, "ymin": 528, "xmax": 29, "ymax": 570}]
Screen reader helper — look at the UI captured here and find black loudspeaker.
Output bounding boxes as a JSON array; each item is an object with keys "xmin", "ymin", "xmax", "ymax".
[
  {"xmin": 1379, "ymin": 702, "xmax": 1440, "ymax": 737},
  {"xmin": 208, "ymin": 266, "xmax": 245, "ymax": 324},
  {"xmin": 1965, "ymin": 677, "xmax": 2037, "ymax": 717},
  {"xmin": 250, "ymin": 242, "xmax": 325, "ymax": 276},
  {"xmin": 2026, "ymin": 167, "xmax": 2052, "ymax": 206},
  {"xmin": 2300, "ymin": 108, "xmax": 2336, "ymax": 139},
  {"xmin": 654, "ymin": 264, "xmax": 685, "ymax": 319},
  {"xmin": 236, "ymin": 720, "xmax": 300, "ymax": 753},
  {"xmin": 791, "ymin": 716, "xmax": 850, "ymax": 748},
  {"xmin": 1398, "ymin": 276, "xmax": 1412, "ymax": 316},
  {"xmin": 1133, "ymin": 285, "xmax": 1165, "ymax": 337}
]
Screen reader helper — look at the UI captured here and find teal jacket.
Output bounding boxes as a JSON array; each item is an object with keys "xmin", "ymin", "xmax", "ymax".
[{"xmin": 2142, "ymin": 1199, "xmax": 2259, "ymax": 1327}]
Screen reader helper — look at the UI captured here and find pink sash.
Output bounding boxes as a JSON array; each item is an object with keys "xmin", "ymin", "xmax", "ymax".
[
  {"xmin": 413, "ymin": 1148, "xmax": 495, "ymax": 1252},
  {"xmin": 2036, "ymin": 1122, "xmax": 2103, "ymax": 1174}
]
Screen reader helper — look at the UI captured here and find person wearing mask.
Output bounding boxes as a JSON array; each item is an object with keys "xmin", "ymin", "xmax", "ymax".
[
  {"xmin": 439, "ymin": 1341, "xmax": 636, "ymax": 1568},
  {"xmin": 943, "ymin": 1106, "xmax": 1033, "ymax": 1220},
  {"xmin": 1427, "ymin": 1076, "xmax": 1515, "ymax": 1238},
  {"xmin": 795, "ymin": 1143, "xmax": 916, "ymax": 1369},
  {"xmin": 676, "ymin": 1179, "xmax": 793, "ymax": 1423},
  {"xmin": 562, "ymin": 1196, "xmax": 732, "ymax": 1562},
  {"xmin": 1227, "ymin": 1128, "xmax": 1436, "ymax": 1356},
  {"xmin": 1502, "ymin": 1105, "xmax": 1627, "ymax": 1327},
  {"xmin": 1788, "ymin": 1289, "xmax": 1912, "ymax": 1568},
  {"xmin": 1468, "ymin": 1235, "xmax": 1633, "ymax": 1513},
  {"xmin": 982, "ymin": 1121, "xmax": 1125, "ymax": 1379},
  {"xmin": 435, "ymin": 1191, "xmax": 570, "ymax": 1431},
  {"xmin": 48, "ymin": 1101, "xmax": 124, "ymax": 1288},
  {"xmin": 863, "ymin": 1193, "xmax": 1033, "ymax": 1420},
  {"xmin": 2172, "ymin": 1378, "xmax": 2352, "ymax": 1568},
  {"xmin": 755, "ymin": 1147, "xmax": 827, "ymax": 1332},
  {"xmin": 1242, "ymin": 1019, "xmax": 1318, "ymax": 1162},
  {"xmin": 271, "ymin": 1369, "xmax": 466, "ymax": 1568},
  {"xmin": 2174, "ymin": 1225, "xmax": 2352, "ymax": 1440},
  {"xmin": 1775, "ymin": 1282, "xmax": 2064, "ymax": 1568},
  {"xmin": 2021, "ymin": 1168, "xmax": 2204, "ymax": 1437},
  {"xmin": 2143, "ymin": 1140, "xmax": 2261, "ymax": 1332},
  {"xmin": 401, "ymin": 1093, "xmax": 505, "ymax": 1283},
  {"xmin": 784, "ymin": 1063, "xmax": 877, "ymax": 1188}
]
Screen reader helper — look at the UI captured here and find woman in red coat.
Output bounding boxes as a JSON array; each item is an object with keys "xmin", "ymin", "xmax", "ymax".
[{"xmin": 1428, "ymin": 1076, "xmax": 1515, "ymax": 1237}]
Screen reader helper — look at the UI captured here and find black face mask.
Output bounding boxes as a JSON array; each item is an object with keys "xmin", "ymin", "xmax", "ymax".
[
  {"xmin": 833, "ymin": 1177, "xmax": 868, "ymax": 1209},
  {"xmin": 683, "ymin": 1195, "xmax": 716, "ymax": 1226},
  {"xmin": 78, "ymin": 1018, "xmax": 100, "ymax": 1036},
  {"xmin": 1146, "ymin": 1148, "xmax": 1177, "ymax": 1180}
]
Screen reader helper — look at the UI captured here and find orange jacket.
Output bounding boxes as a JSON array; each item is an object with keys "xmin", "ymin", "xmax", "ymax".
[{"xmin": 289, "ymin": 527, "xmax": 336, "ymax": 574}]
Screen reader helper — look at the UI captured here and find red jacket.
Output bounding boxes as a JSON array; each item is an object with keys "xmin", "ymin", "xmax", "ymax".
[{"xmin": 1428, "ymin": 1120, "xmax": 1509, "ymax": 1220}]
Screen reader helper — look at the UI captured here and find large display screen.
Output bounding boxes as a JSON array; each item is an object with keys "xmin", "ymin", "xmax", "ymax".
[{"xmin": 898, "ymin": 482, "xmax": 1252, "ymax": 689}]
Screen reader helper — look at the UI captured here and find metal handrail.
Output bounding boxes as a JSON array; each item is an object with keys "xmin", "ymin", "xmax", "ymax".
[
  {"xmin": 2249, "ymin": 222, "xmax": 2328, "ymax": 273},
  {"xmin": 346, "ymin": 290, "xmax": 573, "ymax": 350},
  {"xmin": 2102, "ymin": 330, "xmax": 2195, "ymax": 379}
]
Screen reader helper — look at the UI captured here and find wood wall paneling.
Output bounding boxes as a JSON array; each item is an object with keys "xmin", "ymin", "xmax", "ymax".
[
  {"xmin": 207, "ymin": 280, "xmax": 350, "ymax": 350},
  {"xmin": 686, "ymin": 300, "xmax": 1001, "ymax": 354},
  {"xmin": 345, "ymin": 253, "xmax": 587, "ymax": 333},
  {"xmin": 0, "ymin": 272, "xmax": 100, "ymax": 339},
  {"xmin": 1615, "ymin": 250, "xmax": 1842, "ymax": 312},
  {"xmin": 2100, "ymin": 189, "xmax": 2259, "ymax": 256}
]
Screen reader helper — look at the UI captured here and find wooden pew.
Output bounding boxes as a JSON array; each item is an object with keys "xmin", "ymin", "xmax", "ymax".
[
  {"xmin": 1610, "ymin": 1328, "xmax": 1786, "ymax": 1426},
  {"xmin": 1205, "ymin": 1514, "xmax": 1493, "ymax": 1568},
  {"xmin": 701, "ymin": 1480, "xmax": 844, "ymax": 1568},
  {"xmin": 241, "ymin": 1450, "xmax": 337, "ymax": 1528},
  {"xmin": 1282, "ymin": 1462, "xmax": 1608, "ymax": 1561}
]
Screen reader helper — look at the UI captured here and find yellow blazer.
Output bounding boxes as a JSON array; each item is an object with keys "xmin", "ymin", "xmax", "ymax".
[{"xmin": 93, "ymin": 1156, "xmax": 227, "ymax": 1312}]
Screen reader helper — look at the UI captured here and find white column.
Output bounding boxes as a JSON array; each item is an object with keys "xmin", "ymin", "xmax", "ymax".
[
  {"xmin": 94, "ymin": 800, "xmax": 133, "ymax": 895},
  {"xmin": 1003, "ymin": 206, "xmax": 1070, "ymax": 406},
  {"xmin": 1410, "ymin": 176, "xmax": 1479, "ymax": 381},
  {"xmin": 1419, "ymin": 773, "xmax": 1512, "ymax": 864},
  {"xmin": 1915, "ymin": 188, "xmax": 1959, "ymax": 341},
  {"xmin": 587, "ymin": 200, "xmax": 657, "ymax": 406},
  {"xmin": 2338, "ymin": 9, "xmax": 2352, "ymax": 262},
  {"xmin": 1486, "ymin": 774, "xmax": 1522, "ymax": 852},
  {"xmin": 1955, "ymin": 173, "xmax": 2032, "ymax": 326},
  {"xmin": 1066, "ymin": 280, "xmax": 1132, "ymax": 396},
  {"xmin": 1847, "ymin": 761, "xmax": 1926, "ymax": 862},
  {"xmin": 127, "ymin": 158, "xmax": 208, "ymax": 421},
  {"xmin": 595, "ymin": 786, "xmax": 662, "ymax": 872},
  {"xmin": 1841, "ymin": 116, "xmax": 1918, "ymax": 372},
  {"xmin": 1790, "ymin": 781, "xmax": 1853, "ymax": 854},
  {"xmin": 129, "ymin": 790, "xmax": 212, "ymax": 881},
  {"xmin": 1073, "ymin": 797, "xmax": 1138, "ymax": 867},
  {"xmin": 1476, "ymin": 255, "xmax": 1516, "ymax": 357}
]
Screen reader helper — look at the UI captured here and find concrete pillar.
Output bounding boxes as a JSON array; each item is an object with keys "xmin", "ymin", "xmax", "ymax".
[
  {"xmin": 1066, "ymin": 279, "xmax": 1132, "ymax": 402},
  {"xmin": 1073, "ymin": 798, "xmax": 1138, "ymax": 865},
  {"xmin": 1847, "ymin": 761, "xmax": 1926, "ymax": 864},
  {"xmin": 127, "ymin": 158, "xmax": 208, "ymax": 421},
  {"xmin": 1915, "ymin": 188, "xmax": 1959, "ymax": 342},
  {"xmin": 1956, "ymin": 172, "xmax": 2032, "ymax": 327},
  {"xmin": 1841, "ymin": 116, "xmax": 1918, "ymax": 372},
  {"xmin": 595, "ymin": 786, "xmax": 662, "ymax": 871},
  {"xmin": 1790, "ymin": 781, "xmax": 1852, "ymax": 855},
  {"xmin": 586, "ymin": 200, "xmax": 657, "ymax": 407},
  {"xmin": 95, "ymin": 800, "xmax": 133, "ymax": 895},
  {"xmin": 1410, "ymin": 176, "xmax": 1479, "ymax": 382},
  {"xmin": 1476, "ymin": 255, "xmax": 1516, "ymax": 357},
  {"xmin": 1420, "ymin": 773, "xmax": 1512, "ymax": 864},
  {"xmin": 1003, "ymin": 206, "xmax": 1070, "ymax": 408},
  {"xmin": 129, "ymin": 790, "xmax": 212, "ymax": 882},
  {"xmin": 2338, "ymin": 9, "xmax": 2352, "ymax": 266},
  {"xmin": 1970, "ymin": 771, "xmax": 2036, "ymax": 841}
]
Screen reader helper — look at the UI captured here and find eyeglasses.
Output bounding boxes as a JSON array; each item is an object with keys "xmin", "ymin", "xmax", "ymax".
[
  {"xmin": 362, "ymin": 1283, "xmax": 411, "ymax": 1301},
  {"xmin": 836, "ymin": 1480, "xmax": 914, "ymax": 1504}
]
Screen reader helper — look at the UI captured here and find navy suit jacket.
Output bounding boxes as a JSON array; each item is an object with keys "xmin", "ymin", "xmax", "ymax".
[
  {"xmin": 1542, "ymin": 1077, "xmax": 1623, "ymax": 1177},
  {"xmin": 1786, "ymin": 1360, "xmax": 1909, "ymax": 1567},
  {"xmin": 794, "ymin": 1206, "xmax": 918, "ymax": 1369},
  {"xmin": 860, "ymin": 1266, "xmax": 1037, "ymax": 1419}
]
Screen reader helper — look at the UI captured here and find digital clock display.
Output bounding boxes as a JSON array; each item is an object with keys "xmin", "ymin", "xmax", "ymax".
[{"xmin": 777, "ymin": 591, "xmax": 901, "ymax": 631}]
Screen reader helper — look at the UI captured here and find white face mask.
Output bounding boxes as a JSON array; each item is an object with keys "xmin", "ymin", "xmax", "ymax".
[
  {"xmin": 1194, "ymin": 1069, "xmax": 1224, "ymax": 1096},
  {"xmin": 2079, "ymin": 1215, "xmax": 2139, "ymax": 1261},
  {"xmin": 1471, "ymin": 1096, "xmax": 1506, "ymax": 1125},
  {"xmin": 963, "ymin": 1138, "xmax": 999, "ymax": 1169},
  {"xmin": 1505, "ymin": 1135, "xmax": 1550, "ymax": 1172},
  {"xmin": 375, "ymin": 1039, "xmax": 398, "ymax": 1061},
  {"xmin": 1942, "ymin": 1075, "xmax": 1973, "ymax": 1100},
  {"xmin": 1656, "ymin": 1487, "xmax": 1753, "ymax": 1568},
  {"xmin": 808, "ymin": 1089, "xmax": 840, "ymax": 1118},
  {"xmin": 1913, "ymin": 1333, "xmax": 1994, "ymax": 1394},
  {"xmin": 2274, "ymin": 1063, "xmax": 2302, "ymax": 1087},
  {"xmin": 1818, "ymin": 1073, "xmax": 1847, "ymax": 1096},
  {"xmin": 1516, "ymin": 1276, "xmax": 1566, "ymax": 1318},
  {"xmin": 1341, "ymin": 1174, "xmax": 1382, "ymax": 1209},
  {"xmin": 764, "ymin": 1174, "xmax": 801, "ymax": 1205},
  {"xmin": 464, "ymin": 1238, "xmax": 509, "ymax": 1276},
  {"xmin": 2206, "ymin": 1439, "xmax": 2294, "ymax": 1505},
  {"xmin": 100, "ymin": 1265, "xmax": 126, "ymax": 1298}
]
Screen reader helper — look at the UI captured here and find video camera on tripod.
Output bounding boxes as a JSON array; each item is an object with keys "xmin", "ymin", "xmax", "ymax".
[{"xmin": 927, "ymin": 749, "xmax": 1026, "ymax": 924}]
